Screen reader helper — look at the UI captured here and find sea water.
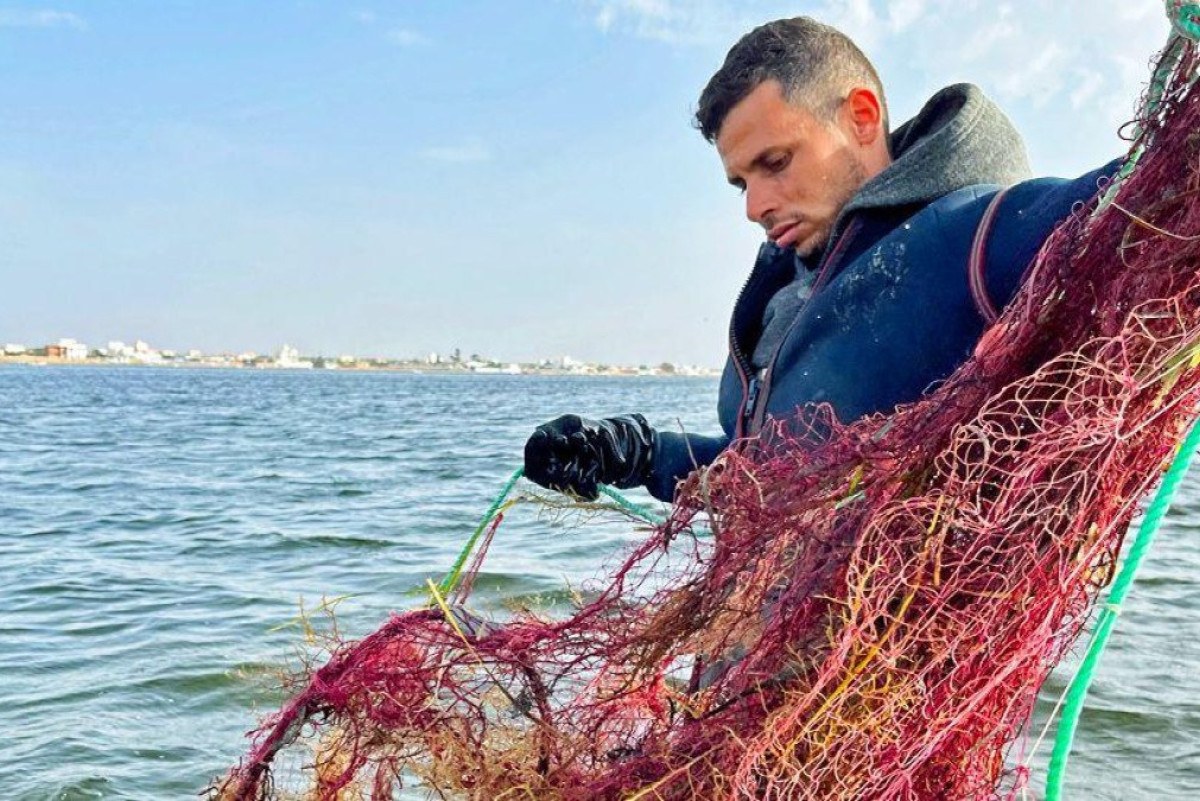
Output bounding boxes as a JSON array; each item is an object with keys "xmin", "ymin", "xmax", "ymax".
[{"xmin": 2, "ymin": 366, "xmax": 1197, "ymax": 799}]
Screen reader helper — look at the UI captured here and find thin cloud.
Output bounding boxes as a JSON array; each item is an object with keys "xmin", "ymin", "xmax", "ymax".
[
  {"xmin": 0, "ymin": 8, "xmax": 86, "ymax": 29},
  {"xmin": 579, "ymin": 0, "xmax": 921, "ymax": 47},
  {"xmin": 385, "ymin": 27, "xmax": 425, "ymax": 46},
  {"xmin": 352, "ymin": 10, "xmax": 424, "ymax": 46},
  {"xmin": 574, "ymin": 1, "xmax": 1171, "ymax": 172},
  {"xmin": 1070, "ymin": 67, "xmax": 1106, "ymax": 111},
  {"xmin": 582, "ymin": 0, "xmax": 743, "ymax": 45},
  {"xmin": 885, "ymin": 0, "xmax": 927, "ymax": 32},
  {"xmin": 419, "ymin": 141, "xmax": 491, "ymax": 164},
  {"xmin": 575, "ymin": 0, "xmax": 1167, "ymax": 78}
]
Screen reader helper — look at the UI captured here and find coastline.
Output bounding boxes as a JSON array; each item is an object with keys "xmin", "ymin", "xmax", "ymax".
[{"xmin": 0, "ymin": 356, "xmax": 720, "ymax": 377}]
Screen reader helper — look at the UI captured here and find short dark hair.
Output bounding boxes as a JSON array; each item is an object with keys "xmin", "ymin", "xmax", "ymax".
[{"xmin": 695, "ymin": 17, "xmax": 887, "ymax": 143}]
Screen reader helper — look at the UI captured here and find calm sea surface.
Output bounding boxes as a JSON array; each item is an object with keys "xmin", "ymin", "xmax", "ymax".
[{"xmin": 2, "ymin": 366, "xmax": 1198, "ymax": 800}]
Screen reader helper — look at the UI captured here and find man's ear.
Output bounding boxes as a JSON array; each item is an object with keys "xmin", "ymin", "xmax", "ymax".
[{"xmin": 843, "ymin": 88, "xmax": 885, "ymax": 146}]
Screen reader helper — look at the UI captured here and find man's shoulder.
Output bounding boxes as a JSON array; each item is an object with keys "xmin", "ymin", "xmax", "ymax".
[
  {"xmin": 912, "ymin": 159, "xmax": 1122, "ymax": 240},
  {"xmin": 878, "ymin": 184, "xmax": 1001, "ymax": 249},
  {"xmin": 924, "ymin": 183, "xmax": 1003, "ymax": 218}
]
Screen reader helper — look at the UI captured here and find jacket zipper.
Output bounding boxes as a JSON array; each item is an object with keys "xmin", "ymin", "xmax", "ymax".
[
  {"xmin": 745, "ymin": 217, "xmax": 863, "ymax": 435},
  {"xmin": 742, "ymin": 376, "xmax": 761, "ymax": 436},
  {"xmin": 728, "ymin": 255, "xmax": 766, "ymax": 439}
]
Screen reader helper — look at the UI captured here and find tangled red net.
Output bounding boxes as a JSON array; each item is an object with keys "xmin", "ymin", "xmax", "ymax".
[{"xmin": 214, "ymin": 39, "xmax": 1200, "ymax": 801}]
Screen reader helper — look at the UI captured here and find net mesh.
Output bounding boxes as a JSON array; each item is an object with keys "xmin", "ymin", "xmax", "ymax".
[{"xmin": 213, "ymin": 39, "xmax": 1200, "ymax": 801}]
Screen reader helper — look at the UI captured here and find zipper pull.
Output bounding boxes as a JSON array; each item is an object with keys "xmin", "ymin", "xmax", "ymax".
[{"xmin": 744, "ymin": 376, "xmax": 761, "ymax": 429}]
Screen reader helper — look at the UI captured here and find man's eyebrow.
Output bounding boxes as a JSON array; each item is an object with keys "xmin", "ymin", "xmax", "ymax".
[{"xmin": 727, "ymin": 149, "xmax": 784, "ymax": 187}]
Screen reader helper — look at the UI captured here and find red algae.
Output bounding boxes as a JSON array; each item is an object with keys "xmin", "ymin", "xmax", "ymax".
[{"xmin": 214, "ymin": 41, "xmax": 1200, "ymax": 801}]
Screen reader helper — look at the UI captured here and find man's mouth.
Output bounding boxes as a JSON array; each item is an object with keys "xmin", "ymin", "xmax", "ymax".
[{"xmin": 768, "ymin": 220, "xmax": 804, "ymax": 249}]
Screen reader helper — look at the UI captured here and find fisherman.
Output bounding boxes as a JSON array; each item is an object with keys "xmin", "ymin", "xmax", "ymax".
[{"xmin": 524, "ymin": 16, "xmax": 1117, "ymax": 502}]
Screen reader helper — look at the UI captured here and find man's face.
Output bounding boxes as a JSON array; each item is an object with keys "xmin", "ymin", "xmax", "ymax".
[{"xmin": 717, "ymin": 80, "xmax": 868, "ymax": 258}]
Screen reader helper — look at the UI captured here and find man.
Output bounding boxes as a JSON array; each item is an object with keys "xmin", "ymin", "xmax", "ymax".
[{"xmin": 524, "ymin": 16, "xmax": 1117, "ymax": 503}]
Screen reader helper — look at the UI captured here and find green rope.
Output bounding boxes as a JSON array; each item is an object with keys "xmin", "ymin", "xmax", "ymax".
[
  {"xmin": 599, "ymin": 484, "xmax": 669, "ymax": 525},
  {"xmin": 435, "ymin": 468, "xmax": 666, "ymax": 599},
  {"xmin": 1046, "ymin": 18, "xmax": 1200, "ymax": 793},
  {"xmin": 1045, "ymin": 418, "xmax": 1200, "ymax": 799},
  {"xmin": 435, "ymin": 467, "xmax": 525, "ymax": 597},
  {"xmin": 1097, "ymin": 31, "xmax": 1187, "ymax": 211},
  {"xmin": 1170, "ymin": 3, "xmax": 1200, "ymax": 41}
]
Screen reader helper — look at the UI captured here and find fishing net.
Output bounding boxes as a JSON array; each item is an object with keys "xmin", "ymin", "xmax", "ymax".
[{"xmin": 213, "ymin": 33, "xmax": 1200, "ymax": 801}]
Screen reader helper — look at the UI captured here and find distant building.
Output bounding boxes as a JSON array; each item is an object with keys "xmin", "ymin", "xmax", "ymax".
[
  {"xmin": 3, "ymin": 343, "xmax": 27, "ymax": 355},
  {"xmin": 134, "ymin": 341, "xmax": 164, "ymax": 363},
  {"xmin": 47, "ymin": 338, "xmax": 88, "ymax": 360},
  {"xmin": 105, "ymin": 340, "xmax": 142, "ymax": 363},
  {"xmin": 469, "ymin": 362, "xmax": 522, "ymax": 375},
  {"xmin": 271, "ymin": 344, "xmax": 313, "ymax": 369},
  {"xmin": 559, "ymin": 355, "xmax": 590, "ymax": 373}
]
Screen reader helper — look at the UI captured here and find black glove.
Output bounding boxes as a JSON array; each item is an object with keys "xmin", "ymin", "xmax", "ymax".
[{"xmin": 523, "ymin": 414, "xmax": 656, "ymax": 500}]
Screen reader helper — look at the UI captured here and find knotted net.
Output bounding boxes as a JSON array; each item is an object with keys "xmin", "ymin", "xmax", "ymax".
[{"xmin": 214, "ymin": 33, "xmax": 1200, "ymax": 801}]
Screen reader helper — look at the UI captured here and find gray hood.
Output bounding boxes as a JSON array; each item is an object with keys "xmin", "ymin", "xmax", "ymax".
[{"xmin": 837, "ymin": 83, "xmax": 1032, "ymax": 226}]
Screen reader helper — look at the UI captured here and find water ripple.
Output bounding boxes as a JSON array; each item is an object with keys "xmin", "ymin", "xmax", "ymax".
[{"xmin": 1, "ymin": 365, "xmax": 1196, "ymax": 799}]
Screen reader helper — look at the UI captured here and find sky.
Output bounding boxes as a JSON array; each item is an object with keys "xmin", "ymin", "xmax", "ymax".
[{"xmin": 0, "ymin": 1, "xmax": 1172, "ymax": 366}]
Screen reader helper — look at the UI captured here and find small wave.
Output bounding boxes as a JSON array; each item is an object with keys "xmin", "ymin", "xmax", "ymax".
[{"xmin": 268, "ymin": 532, "xmax": 393, "ymax": 550}]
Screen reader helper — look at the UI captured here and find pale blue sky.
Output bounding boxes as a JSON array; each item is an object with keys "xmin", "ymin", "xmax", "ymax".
[{"xmin": 0, "ymin": 1, "xmax": 1170, "ymax": 365}]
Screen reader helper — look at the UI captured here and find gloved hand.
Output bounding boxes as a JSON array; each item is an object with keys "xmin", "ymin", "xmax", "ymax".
[{"xmin": 523, "ymin": 414, "xmax": 656, "ymax": 500}]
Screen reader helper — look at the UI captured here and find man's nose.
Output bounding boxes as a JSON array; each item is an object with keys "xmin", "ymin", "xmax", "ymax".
[{"xmin": 745, "ymin": 182, "xmax": 776, "ymax": 226}]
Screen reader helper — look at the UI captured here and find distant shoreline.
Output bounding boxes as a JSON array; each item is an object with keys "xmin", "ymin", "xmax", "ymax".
[{"xmin": 0, "ymin": 357, "xmax": 719, "ymax": 378}]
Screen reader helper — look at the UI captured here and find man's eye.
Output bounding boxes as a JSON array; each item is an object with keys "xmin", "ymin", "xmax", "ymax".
[{"xmin": 767, "ymin": 155, "xmax": 790, "ymax": 172}]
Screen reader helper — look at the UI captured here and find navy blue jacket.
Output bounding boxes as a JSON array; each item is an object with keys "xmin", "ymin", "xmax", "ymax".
[{"xmin": 645, "ymin": 162, "xmax": 1119, "ymax": 501}]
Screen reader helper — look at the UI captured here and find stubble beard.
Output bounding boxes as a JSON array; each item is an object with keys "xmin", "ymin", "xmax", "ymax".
[{"xmin": 797, "ymin": 151, "xmax": 869, "ymax": 259}]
